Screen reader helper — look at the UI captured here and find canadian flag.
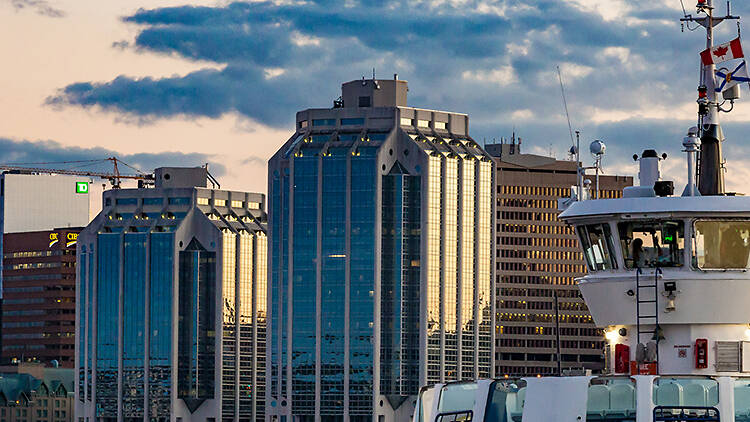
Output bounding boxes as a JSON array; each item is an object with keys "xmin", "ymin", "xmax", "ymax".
[{"xmin": 701, "ymin": 37, "xmax": 744, "ymax": 65}]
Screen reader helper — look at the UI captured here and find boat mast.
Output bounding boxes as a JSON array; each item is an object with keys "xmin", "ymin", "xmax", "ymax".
[{"xmin": 681, "ymin": 0, "xmax": 739, "ymax": 195}]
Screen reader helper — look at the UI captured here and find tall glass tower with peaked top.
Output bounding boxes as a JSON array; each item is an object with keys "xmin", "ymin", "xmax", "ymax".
[
  {"xmin": 75, "ymin": 167, "xmax": 268, "ymax": 422},
  {"xmin": 267, "ymin": 78, "xmax": 495, "ymax": 422}
]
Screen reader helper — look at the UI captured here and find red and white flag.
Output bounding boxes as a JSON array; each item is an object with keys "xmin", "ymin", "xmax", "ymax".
[{"xmin": 701, "ymin": 37, "xmax": 744, "ymax": 65}]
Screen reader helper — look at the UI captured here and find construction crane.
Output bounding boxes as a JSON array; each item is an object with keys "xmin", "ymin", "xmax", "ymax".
[{"xmin": 0, "ymin": 157, "xmax": 154, "ymax": 189}]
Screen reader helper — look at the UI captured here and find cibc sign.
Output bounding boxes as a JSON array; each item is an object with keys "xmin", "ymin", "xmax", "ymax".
[{"xmin": 49, "ymin": 232, "xmax": 78, "ymax": 248}]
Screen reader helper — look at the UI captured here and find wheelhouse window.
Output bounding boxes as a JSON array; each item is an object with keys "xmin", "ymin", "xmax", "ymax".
[
  {"xmin": 577, "ymin": 224, "xmax": 617, "ymax": 271},
  {"xmin": 693, "ymin": 220, "xmax": 750, "ymax": 269},
  {"xmin": 618, "ymin": 221, "xmax": 684, "ymax": 269}
]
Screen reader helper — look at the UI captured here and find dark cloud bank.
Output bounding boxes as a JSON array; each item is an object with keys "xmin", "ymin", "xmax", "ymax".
[{"xmin": 44, "ymin": 0, "xmax": 750, "ymax": 171}]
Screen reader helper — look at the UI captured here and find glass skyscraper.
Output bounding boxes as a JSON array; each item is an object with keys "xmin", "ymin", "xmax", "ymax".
[
  {"xmin": 267, "ymin": 79, "xmax": 495, "ymax": 422},
  {"xmin": 75, "ymin": 167, "xmax": 268, "ymax": 422}
]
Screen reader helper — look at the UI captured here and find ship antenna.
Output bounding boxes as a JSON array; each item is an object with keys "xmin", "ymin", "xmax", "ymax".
[
  {"xmin": 556, "ymin": 65, "xmax": 576, "ymax": 150},
  {"xmin": 680, "ymin": 0, "xmax": 739, "ymax": 195},
  {"xmin": 558, "ymin": 66, "xmax": 584, "ymax": 199}
]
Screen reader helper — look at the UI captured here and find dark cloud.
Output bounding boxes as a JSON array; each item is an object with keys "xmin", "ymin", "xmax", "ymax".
[
  {"xmin": 46, "ymin": 0, "xmax": 750, "ymax": 167},
  {"xmin": 0, "ymin": 138, "xmax": 226, "ymax": 177},
  {"xmin": 10, "ymin": 0, "xmax": 64, "ymax": 18}
]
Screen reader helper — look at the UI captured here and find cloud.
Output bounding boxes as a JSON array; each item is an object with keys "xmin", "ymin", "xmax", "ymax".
[
  {"xmin": 45, "ymin": 0, "xmax": 750, "ymax": 179},
  {"xmin": 241, "ymin": 156, "xmax": 265, "ymax": 166},
  {"xmin": 0, "ymin": 137, "xmax": 226, "ymax": 177},
  {"xmin": 10, "ymin": 0, "xmax": 65, "ymax": 18}
]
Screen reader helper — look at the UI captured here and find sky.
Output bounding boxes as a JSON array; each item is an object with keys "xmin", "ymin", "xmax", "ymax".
[{"xmin": 4, "ymin": 0, "xmax": 750, "ymax": 200}]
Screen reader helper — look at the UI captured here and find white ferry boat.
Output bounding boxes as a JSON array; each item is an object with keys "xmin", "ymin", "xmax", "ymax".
[{"xmin": 415, "ymin": 1, "xmax": 750, "ymax": 421}]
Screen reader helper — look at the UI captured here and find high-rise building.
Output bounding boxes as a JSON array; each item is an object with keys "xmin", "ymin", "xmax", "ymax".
[
  {"xmin": 75, "ymin": 167, "xmax": 268, "ymax": 422},
  {"xmin": 487, "ymin": 140, "xmax": 632, "ymax": 376},
  {"xmin": 267, "ymin": 78, "xmax": 495, "ymax": 422},
  {"xmin": 2, "ymin": 228, "xmax": 80, "ymax": 367}
]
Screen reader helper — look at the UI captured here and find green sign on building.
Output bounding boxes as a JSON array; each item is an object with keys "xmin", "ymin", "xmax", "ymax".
[{"xmin": 76, "ymin": 182, "xmax": 89, "ymax": 194}]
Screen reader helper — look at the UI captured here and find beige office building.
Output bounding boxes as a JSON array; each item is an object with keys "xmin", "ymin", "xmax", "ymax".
[{"xmin": 487, "ymin": 141, "xmax": 632, "ymax": 376}]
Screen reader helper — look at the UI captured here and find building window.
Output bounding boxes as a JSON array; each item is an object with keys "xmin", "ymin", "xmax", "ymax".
[
  {"xmin": 434, "ymin": 121, "xmax": 447, "ymax": 130},
  {"xmin": 312, "ymin": 119, "xmax": 336, "ymax": 126},
  {"xmin": 231, "ymin": 200, "xmax": 243, "ymax": 208},
  {"xmin": 400, "ymin": 117, "xmax": 413, "ymax": 126},
  {"xmin": 358, "ymin": 96, "xmax": 371, "ymax": 107},
  {"xmin": 214, "ymin": 199, "xmax": 226, "ymax": 207},
  {"xmin": 143, "ymin": 197, "xmax": 163, "ymax": 205},
  {"xmin": 341, "ymin": 118, "xmax": 365, "ymax": 125},
  {"xmin": 247, "ymin": 202, "xmax": 260, "ymax": 210},
  {"xmin": 168, "ymin": 197, "xmax": 191, "ymax": 205},
  {"xmin": 197, "ymin": 198, "xmax": 209, "ymax": 205},
  {"xmin": 417, "ymin": 119, "xmax": 430, "ymax": 128},
  {"xmin": 299, "ymin": 120, "xmax": 308, "ymax": 129}
]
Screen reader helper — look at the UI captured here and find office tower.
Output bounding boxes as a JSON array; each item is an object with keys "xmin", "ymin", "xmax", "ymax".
[
  {"xmin": 267, "ymin": 78, "xmax": 495, "ymax": 422},
  {"xmin": 76, "ymin": 167, "xmax": 268, "ymax": 422},
  {"xmin": 487, "ymin": 140, "xmax": 632, "ymax": 376},
  {"xmin": 2, "ymin": 228, "xmax": 80, "ymax": 367}
]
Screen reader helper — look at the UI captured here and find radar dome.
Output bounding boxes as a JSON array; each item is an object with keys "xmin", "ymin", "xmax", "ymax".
[{"xmin": 590, "ymin": 140, "xmax": 606, "ymax": 156}]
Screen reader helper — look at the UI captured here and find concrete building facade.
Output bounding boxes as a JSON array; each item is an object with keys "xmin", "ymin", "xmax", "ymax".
[
  {"xmin": 267, "ymin": 78, "xmax": 495, "ymax": 422},
  {"xmin": 75, "ymin": 168, "xmax": 268, "ymax": 422},
  {"xmin": 487, "ymin": 141, "xmax": 632, "ymax": 376}
]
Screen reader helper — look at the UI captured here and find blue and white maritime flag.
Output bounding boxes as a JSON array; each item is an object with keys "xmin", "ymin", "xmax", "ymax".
[{"xmin": 715, "ymin": 61, "xmax": 750, "ymax": 92}]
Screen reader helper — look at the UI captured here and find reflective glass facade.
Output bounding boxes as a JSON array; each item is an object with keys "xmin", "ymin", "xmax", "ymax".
[
  {"xmin": 178, "ymin": 238, "xmax": 216, "ymax": 401},
  {"xmin": 96, "ymin": 233, "xmax": 120, "ymax": 419},
  {"xmin": 476, "ymin": 161, "xmax": 493, "ymax": 378},
  {"xmin": 381, "ymin": 172, "xmax": 421, "ymax": 396},
  {"xmin": 149, "ymin": 233, "xmax": 173, "ymax": 416},
  {"xmin": 291, "ymin": 151, "xmax": 318, "ymax": 414},
  {"xmin": 77, "ymin": 186, "xmax": 268, "ymax": 422},
  {"xmin": 123, "ymin": 233, "xmax": 147, "ymax": 418},
  {"xmin": 460, "ymin": 159, "xmax": 476, "ymax": 380},
  {"xmin": 222, "ymin": 232, "xmax": 237, "ymax": 421},
  {"xmin": 349, "ymin": 147, "xmax": 376, "ymax": 415},
  {"xmin": 268, "ymin": 98, "xmax": 495, "ymax": 421},
  {"xmin": 321, "ymin": 147, "xmax": 346, "ymax": 414}
]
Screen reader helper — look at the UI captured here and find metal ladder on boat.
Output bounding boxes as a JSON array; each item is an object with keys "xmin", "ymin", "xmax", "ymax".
[{"xmin": 635, "ymin": 267, "xmax": 661, "ymax": 370}]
